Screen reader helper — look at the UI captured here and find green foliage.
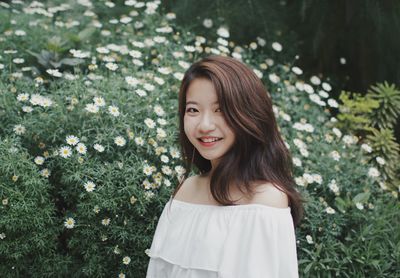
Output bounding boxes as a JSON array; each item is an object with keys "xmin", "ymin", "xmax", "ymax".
[
  {"xmin": 368, "ymin": 82, "xmax": 400, "ymax": 130},
  {"xmin": 336, "ymin": 82, "xmax": 400, "ymax": 191},
  {"xmin": 336, "ymin": 91, "xmax": 379, "ymax": 133},
  {"xmin": 0, "ymin": 1, "xmax": 398, "ymax": 277},
  {"xmin": 0, "ymin": 136, "xmax": 60, "ymax": 277},
  {"xmin": 365, "ymin": 128, "xmax": 400, "ymax": 188}
]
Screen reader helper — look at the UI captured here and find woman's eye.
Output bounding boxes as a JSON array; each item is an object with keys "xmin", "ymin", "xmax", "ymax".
[
  {"xmin": 216, "ymin": 108, "xmax": 222, "ymax": 112},
  {"xmin": 186, "ymin": 108, "xmax": 197, "ymax": 113}
]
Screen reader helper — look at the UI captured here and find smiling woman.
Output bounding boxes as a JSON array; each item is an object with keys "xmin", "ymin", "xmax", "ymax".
[
  {"xmin": 184, "ymin": 78, "xmax": 236, "ymax": 169},
  {"xmin": 146, "ymin": 55, "xmax": 305, "ymax": 278}
]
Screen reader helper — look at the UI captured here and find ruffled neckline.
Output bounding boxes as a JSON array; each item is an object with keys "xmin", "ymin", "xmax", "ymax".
[{"xmin": 171, "ymin": 198, "xmax": 291, "ymax": 212}]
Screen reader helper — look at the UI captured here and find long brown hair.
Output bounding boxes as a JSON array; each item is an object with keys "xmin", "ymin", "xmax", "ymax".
[{"xmin": 169, "ymin": 55, "xmax": 305, "ymax": 227}]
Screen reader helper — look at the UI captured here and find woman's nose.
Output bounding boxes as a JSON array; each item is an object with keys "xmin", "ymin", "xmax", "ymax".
[{"xmin": 198, "ymin": 113, "xmax": 216, "ymax": 132}]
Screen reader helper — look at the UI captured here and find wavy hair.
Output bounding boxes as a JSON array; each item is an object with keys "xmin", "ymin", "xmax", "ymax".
[{"xmin": 169, "ymin": 55, "xmax": 305, "ymax": 227}]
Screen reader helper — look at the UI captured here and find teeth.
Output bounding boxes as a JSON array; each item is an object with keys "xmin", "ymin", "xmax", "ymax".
[{"xmin": 201, "ymin": 138, "xmax": 220, "ymax": 143}]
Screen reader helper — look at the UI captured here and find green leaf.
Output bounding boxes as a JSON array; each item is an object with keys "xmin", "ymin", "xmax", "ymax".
[{"xmin": 352, "ymin": 192, "xmax": 371, "ymax": 204}]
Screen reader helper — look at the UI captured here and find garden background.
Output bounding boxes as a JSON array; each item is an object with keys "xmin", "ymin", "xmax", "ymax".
[{"xmin": 0, "ymin": 0, "xmax": 399, "ymax": 277}]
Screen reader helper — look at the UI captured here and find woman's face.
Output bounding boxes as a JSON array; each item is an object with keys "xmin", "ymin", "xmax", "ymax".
[{"xmin": 184, "ymin": 78, "xmax": 235, "ymax": 167}]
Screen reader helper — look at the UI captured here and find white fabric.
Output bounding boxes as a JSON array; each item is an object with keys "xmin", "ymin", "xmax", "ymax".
[{"xmin": 146, "ymin": 197, "xmax": 299, "ymax": 278}]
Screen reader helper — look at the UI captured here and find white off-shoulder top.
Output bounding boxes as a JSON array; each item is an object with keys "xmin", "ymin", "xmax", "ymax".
[{"xmin": 146, "ymin": 197, "xmax": 299, "ymax": 278}]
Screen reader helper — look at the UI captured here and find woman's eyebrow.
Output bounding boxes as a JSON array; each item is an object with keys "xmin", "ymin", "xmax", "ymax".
[{"xmin": 186, "ymin": 100, "xmax": 219, "ymax": 105}]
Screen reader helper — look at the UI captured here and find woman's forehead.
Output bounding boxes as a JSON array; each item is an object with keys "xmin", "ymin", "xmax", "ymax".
[{"xmin": 186, "ymin": 78, "xmax": 219, "ymax": 104}]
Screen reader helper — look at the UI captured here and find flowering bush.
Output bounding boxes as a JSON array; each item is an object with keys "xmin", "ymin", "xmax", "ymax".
[{"xmin": 0, "ymin": 0, "xmax": 398, "ymax": 277}]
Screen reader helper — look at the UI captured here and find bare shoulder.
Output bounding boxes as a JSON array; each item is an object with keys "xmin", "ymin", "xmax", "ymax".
[
  {"xmin": 174, "ymin": 175, "xmax": 199, "ymax": 201},
  {"xmin": 250, "ymin": 182, "xmax": 289, "ymax": 208}
]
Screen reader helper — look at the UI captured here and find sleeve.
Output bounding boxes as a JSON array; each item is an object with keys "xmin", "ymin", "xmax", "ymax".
[{"xmin": 218, "ymin": 208, "xmax": 299, "ymax": 278}]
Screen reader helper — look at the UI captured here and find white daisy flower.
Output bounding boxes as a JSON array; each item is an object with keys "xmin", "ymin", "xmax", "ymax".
[
  {"xmin": 46, "ymin": 69, "xmax": 62, "ymax": 77},
  {"xmin": 120, "ymin": 16, "xmax": 132, "ymax": 24},
  {"xmin": 310, "ymin": 76, "xmax": 321, "ymax": 85},
  {"xmin": 17, "ymin": 93, "xmax": 29, "ymax": 101},
  {"xmin": 15, "ymin": 30, "xmax": 26, "ymax": 36},
  {"xmin": 322, "ymin": 82, "xmax": 332, "ymax": 91},
  {"xmin": 361, "ymin": 143, "xmax": 372, "ymax": 153},
  {"xmin": 332, "ymin": 127, "xmax": 342, "ymax": 138},
  {"xmin": 164, "ymin": 179, "xmax": 171, "ymax": 187},
  {"xmin": 40, "ymin": 168, "xmax": 51, "ymax": 178},
  {"xmin": 217, "ymin": 26, "xmax": 229, "ymax": 38},
  {"xmin": 157, "ymin": 118, "xmax": 167, "ymax": 125},
  {"xmin": 292, "ymin": 157, "xmax": 302, "ymax": 167},
  {"xmin": 318, "ymin": 90, "xmax": 329, "ymax": 98},
  {"xmin": 130, "ymin": 195, "xmax": 138, "ymax": 205},
  {"xmin": 13, "ymin": 124, "xmax": 26, "ymax": 135},
  {"xmin": 368, "ymin": 167, "xmax": 380, "ymax": 177},
  {"xmin": 174, "ymin": 165, "xmax": 186, "ymax": 175},
  {"xmin": 169, "ymin": 147, "xmax": 180, "ymax": 158},
  {"xmin": 156, "ymin": 128, "xmax": 167, "ymax": 140},
  {"xmin": 173, "ymin": 72, "xmax": 184, "ymax": 80},
  {"xmin": 129, "ymin": 49, "xmax": 142, "ymax": 58},
  {"xmin": 85, "ymin": 103, "xmax": 99, "ymax": 113},
  {"xmin": 64, "ymin": 217, "xmax": 75, "ymax": 229},
  {"xmin": 328, "ymin": 180, "xmax": 339, "ymax": 194},
  {"xmin": 96, "ymin": 47, "xmax": 110, "ymax": 54},
  {"xmin": 108, "ymin": 105, "xmax": 120, "ymax": 116},
  {"xmin": 306, "ymin": 235, "xmax": 314, "ymax": 244},
  {"xmin": 166, "ymin": 12, "xmax": 176, "ymax": 20},
  {"xmin": 303, "ymin": 83, "xmax": 314, "ymax": 94},
  {"xmin": 59, "ymin": 146, "xmax": 72, "ymax": 158},
  {"xmin": 326, "ymin": 207, "xmax": 335, "ymax": 214},
  {"xmin": 271, "ymin": 42, "xmax": 282, "ymax": 52},
  {"xmin": 84, "ymin": 181, "xmax": 96, "ymax": 192},
  {"xmin": 160, "ymin": 155, "xmax": 169, "ymax": 163},
  {"xmin": 291, "ymin": 66, "xmax": 303, "ymax": 75},
  {"xmin": 122, "ymin": 256, "xmax": 131, "ymax": 265},
  {"xmin": 154, "ymin": 76, "xmax": 165, "ymax": 85},
  {"xmin": 161, "ymin": 165, "xmax": 172, "ymax": 175},
  {"xmin": 158, "ymin": 67, "xmax": 172, "ymax": 75},
  {"xmin": 12, "ymin": 58, "xmax": 24, "ymax": 64},
  {"xmin": 183, "ymin": 45, "xmax": 196, "ymax": 52},
  {"xmin": 143, "ymin": 83, "xmax": 155, "ymax": 92},
  {"xmin": 269, "ymin": 73, "xmax": 280, "ymax": 84},
  {"xmin": 101, "ymin": 218, "xmax": 110, "ymax": 226},
  {"xmin": 136, "ymin": 89, "xmax": 147, "ymax": 97},
  {"xmin": 253, "ymin": 69, "xmax": 263, "ymax": 79},
  {"xmin": 178, "ymin": 60, "xmax": 190, "ymax": 70},
  {"xmin": 355, "ymin": 202, "xmax": 364, "ymax": 210},
  {"xmin": 93, "ymin": 143, "xmax": 105, "ymax": 152},
  {"xmin": 105, "ymin": 62, "xmax": 118, "ymax": 71},
  {"xmin": 93, "ymin": 96, "xmax": 106, "ymax": 107},
  {"xmin": 114, "ymin": 136, "xmax": 126, "ymax": 147},
  {"xmin": 135, "ymin": 137, "xmax": 144, "ymax": 146},
  {"xmin": 76, "ymin": 143, "xmax": 87, "ymax": 154},
  {"xmin": 144, "ymin": 118, "xmax": 156, "ymax": 129},
  {"xmin": 151, "ymin": 35, "xmax": 164, "ymax": 43},
  {"xmin": 330, "ymin": 150, "xmax": 341, "ymax": 161},
  {"xmin": 153, "ymin": 105, "xmax": 165, "ymax": 116},
  {"xmin": 66, "ymin": 135, "xmax": 79, "ymax": 146},
  {"xmin": 143, "ymin": 165, "xmax": 154, "ymax": 176},
  {"xmin": 203, "ymin": 18, "xmax": 213, "ymax": 28},
  {"xmin": 34, "ymin": 156, "xmax": 45, "ymax": 165},
  {"xmin": 295, "ymin": 176, "xmax": 306, "ymax": 186},
  {"xmin": 376, "ymin": 156, "xmax": 385, "ymax": 165},
  {"xmin": 125, "ymin": 76, "xmax": 139, "ymax": 87},
  {"xmin": 327, "ymin": 98, "xmax": 339, "ymax": 108}
]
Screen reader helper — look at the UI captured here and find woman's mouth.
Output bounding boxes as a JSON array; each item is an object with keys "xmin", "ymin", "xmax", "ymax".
[{"xmin": 198, "ymin": 137, "xmax": 223, "ymax": 147}]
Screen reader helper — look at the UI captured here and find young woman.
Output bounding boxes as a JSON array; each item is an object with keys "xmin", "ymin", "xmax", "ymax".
[{"xmin": 146, "ymin": 55, "xmax": 305, "ymax": 278}]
